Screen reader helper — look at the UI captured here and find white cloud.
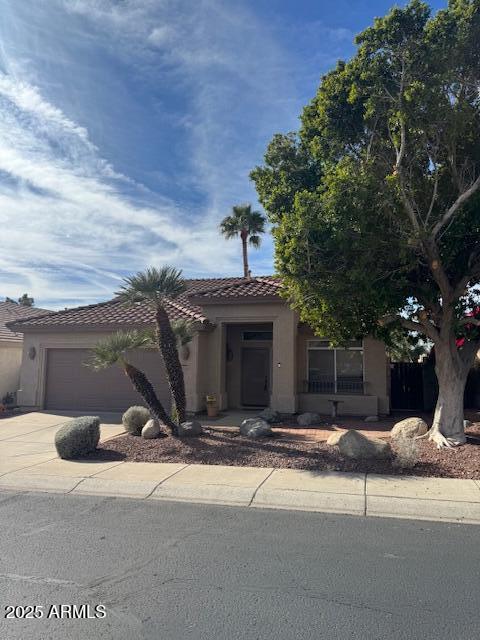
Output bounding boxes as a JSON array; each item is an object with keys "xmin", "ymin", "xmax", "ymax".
[
  {"xmin": 148, "ymin": 25, "xmax": 175, "ymax": 47},
  {"xmin": 0, "ymin": 74, "xmax": 90, "ymax": 143},
  {"xmin": 0, "ymin": 0, "xmax": 305, "ymax": 307},
  {"xmin": 0, "ymin": 72, "xmax": 238, "ymax": 308}
]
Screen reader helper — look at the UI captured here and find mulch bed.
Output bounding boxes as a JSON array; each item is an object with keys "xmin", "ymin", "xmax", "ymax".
[
  {"xmin": 0, "ymin": 409, "xmax": 22, "ymax": 420},
  {"xmin": 99, "ymin": 423, "xmax": 480, "ymax": 479}
]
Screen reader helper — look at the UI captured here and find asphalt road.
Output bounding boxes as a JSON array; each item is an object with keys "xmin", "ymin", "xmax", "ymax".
[{"xmin": 0, "ymin": 491, "xmax": 479, "ymax": 640}]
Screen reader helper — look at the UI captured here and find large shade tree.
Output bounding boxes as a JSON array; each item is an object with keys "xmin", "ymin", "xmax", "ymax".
[
  {"xmin": 220, "ymin": 204, "xmax": 266, "ymax": 277},
  {"xmin": 116, "ymin": 267, "xmax": 187, "ymax": 429},
  {"xmin": 252, "ymin": 0, "xmax": 480, "ymax": 448}
]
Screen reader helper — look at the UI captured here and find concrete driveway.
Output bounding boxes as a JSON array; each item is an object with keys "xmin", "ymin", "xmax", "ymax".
[{"xmin": 0, "ymin": 411, "xmax": 125, "ymax": 475}]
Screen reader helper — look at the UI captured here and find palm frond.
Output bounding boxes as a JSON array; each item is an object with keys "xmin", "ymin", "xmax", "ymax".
[
  {"xmin": 249, "ymin": 234, "xmax": 262, "ymax": 248},
  {"xmin": 171, "ymin": 319, "xmax": 194, "ymax": 346},
  {"xmin": 219, "ymin": 204, "xmax": 266, "ymax": 240},
  {"xmin": 87, "ymin": 330, "xmax": 153, "ymax": 371},
  {"xmin": 116, "ymin": 266, "xmax": 186, "ymax": 304},
  {"xmin": 219, "ymin": 217, "xmax": 240, "ymax": 239}
]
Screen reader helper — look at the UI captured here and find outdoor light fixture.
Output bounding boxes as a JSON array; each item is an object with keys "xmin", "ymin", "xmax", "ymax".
[
  {"xmin": 28, "ymin": 346, "xmax": 36, "ymax": 360},
  {"xmin": 277, "ymin": 362, "xmax": 281, "ymax": 368}
]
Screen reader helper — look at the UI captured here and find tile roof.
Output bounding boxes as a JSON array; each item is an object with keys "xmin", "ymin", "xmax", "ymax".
[
  {"xmin": 189, "ymin": 276, "xmax": 282, "ymax": 300},
  {"xmin": 0, "ymin": 301, "xmax": 52, "ymax": 343},
  {"xmin": 7, "ymin": 277, "xmax": 283, "ymax": 332}
]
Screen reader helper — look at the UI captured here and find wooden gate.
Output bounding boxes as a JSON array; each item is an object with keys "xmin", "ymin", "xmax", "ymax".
[{"xmin": 391, "ymin": 362, "xmax": 424, "ymax": 411}]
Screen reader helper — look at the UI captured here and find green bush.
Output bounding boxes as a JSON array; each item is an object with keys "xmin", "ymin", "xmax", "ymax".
[
  {"xmin": 55, "ymin": 416, "xmax": 100, "ymax": 460},
  {"xmin": 122, "ymin": 405, "xmax": 151, "ymax": 435}
]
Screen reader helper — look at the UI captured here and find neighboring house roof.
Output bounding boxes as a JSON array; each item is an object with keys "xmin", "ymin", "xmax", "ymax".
[
  {"xmin": 0, "ymin": 301, "xmax": 52, "ymax": 343},
  {"xmin": 7, "ymin": 276, "xmax": 283, "ymax": 333}
]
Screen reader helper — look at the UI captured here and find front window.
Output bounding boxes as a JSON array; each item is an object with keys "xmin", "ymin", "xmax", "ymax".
[{"xmin": 307, "ymin": 340, "xmax": 364, "ymax": 394}]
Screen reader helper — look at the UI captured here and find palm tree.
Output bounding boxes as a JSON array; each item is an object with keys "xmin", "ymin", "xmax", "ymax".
[
  {"xmin": 88, "ymin": 330, "xmax": 176, "ymax": 434},
  {"xmin": 171, "ymin": 319, "xmax": 194, "ymax": 359},
  {"xmin": 219, "ymin": 204, "xmax": 266, "ymax": 277},
  {"xmin": 116, "ymin": 267, "xmax": 187, "ymax": 428}
]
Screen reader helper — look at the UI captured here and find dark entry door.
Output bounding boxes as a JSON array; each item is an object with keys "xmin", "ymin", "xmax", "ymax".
[{"xmin": 241, "ymin": 348, "xmax": 270, "ymax": 406}]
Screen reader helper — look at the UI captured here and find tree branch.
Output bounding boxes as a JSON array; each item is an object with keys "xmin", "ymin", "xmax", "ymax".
[
  {"xmin": 380, "ymin": 313, "xmax": 440, "ymax": 343},
  {"xmin": 424, "ymin": 168, "xmax": 439, "ymax": 228},
  {"xmin": 422, "ymin": 239, "xmax": 453, "ymax": 302},
  {"xmin": 432, "ymin": 173, "xmax": 480, "ymax": 237},
  {"xmin": 458, "ymin": 317, "xmax": 480, "ymax": 326}
]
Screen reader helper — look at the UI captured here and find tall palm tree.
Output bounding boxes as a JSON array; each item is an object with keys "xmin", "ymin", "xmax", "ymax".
[
  {"xmin": 88, "ymin": 330, "xmax": 176, "ymax": 434},
  {"xmin": 116, "ymin": 267, "xmax": 187, "ymax": 427},
  {"xmin": 219, "ymin": 204, "xmax": 266, "ymax": 277}
]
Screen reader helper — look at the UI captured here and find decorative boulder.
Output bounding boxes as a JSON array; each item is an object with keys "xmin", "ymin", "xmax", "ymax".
[
  {"xmin": 257, "ymin": 407, "xmax": 280, "ymax": 423},
  {"xmin": 177, "ymin": 421, "xmax": 203, "ymax": 437},
  {"xmin": 55, "ymin": 416, "xmax": 100, "ymax": 460},
  {"xmin": 391, "ymin": 417, "xmax": 428, "ymax": 440},
  {"xmin": 142, "ymin": 419, "xmax": 161, "ymax": 439},
  {"xmin": 240, "ymin": 418, "xmax": 272, "ymax": 438},
  {"xmin": 122, "ymin": 406, "xmax": 151, "ymax": 435},
  {"xmin": 297, "ymin": 412, "xmax": 320, "ymax": 426},
  {"xmin": 326, "ymin": 431, "xmax": 344, "ymax": 446},
  {"xmin": 334, "ymin": 429, "xmax": 391, "ymax": 460},
  {"xmin": 364, "ymin": 415, "xmax": 379, "ymax": 423}
]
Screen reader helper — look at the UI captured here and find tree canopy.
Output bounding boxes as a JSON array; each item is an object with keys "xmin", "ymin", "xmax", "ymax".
[
  {"xmin": 251, "ymin": 0, "xmax": 480, "ymax": 445},
  {"xmin": 252, "ymin": 0, "xmax": 480, "ymax": 346}
]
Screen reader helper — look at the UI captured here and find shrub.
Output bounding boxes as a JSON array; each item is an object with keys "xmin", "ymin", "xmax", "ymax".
[
  {"xmin": 55, "ymin": 416, "xmax": 100, "ymax": 459},
  {"xmin": 392, "ymin": 434, "xmax": 419, "ymax": 470},
  {"xmin": 122, "ymin": 405, "xmax": 151, "ymax": 435}
]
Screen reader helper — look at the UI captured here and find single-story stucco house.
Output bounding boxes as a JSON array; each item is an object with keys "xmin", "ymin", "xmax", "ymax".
[
  {"xmin": 8, "ymin": 277, "xmax": 390, "ymax": 416},
  {"xmin": 0, "ymin": 301, "xmax": 50, "ymax": 403}
]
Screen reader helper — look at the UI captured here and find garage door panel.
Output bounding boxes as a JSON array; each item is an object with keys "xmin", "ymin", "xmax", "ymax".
[{"xmin": 45, "ymin": 348, "xmax": 171, "ymax": 412}]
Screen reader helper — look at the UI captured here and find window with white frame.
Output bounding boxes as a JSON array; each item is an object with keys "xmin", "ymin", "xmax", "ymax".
[{"xmin": 307, "ymin": 340, "xmax": 364, "ymax": 394}]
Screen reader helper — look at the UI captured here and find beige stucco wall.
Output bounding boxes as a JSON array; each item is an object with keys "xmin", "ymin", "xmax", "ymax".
[{"xmin": 0, "ymin": 342, "xmax": 23, "ymax": 401}]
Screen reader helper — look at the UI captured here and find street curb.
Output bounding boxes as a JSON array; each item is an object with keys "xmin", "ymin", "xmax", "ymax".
[{"xmin": 0, "ymin": 465, "xmax": 479, "ymax": 524}]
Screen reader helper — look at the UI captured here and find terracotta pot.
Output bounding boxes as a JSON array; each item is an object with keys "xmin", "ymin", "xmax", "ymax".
[{"xmin": 206, "ymin": 404, "xmax": 218, "ymax": 418}]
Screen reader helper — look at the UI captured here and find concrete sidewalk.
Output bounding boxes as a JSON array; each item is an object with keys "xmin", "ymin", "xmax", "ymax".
[{"xmin": 1, "ymin": 412, "xmax": 479, "ymax": 524}]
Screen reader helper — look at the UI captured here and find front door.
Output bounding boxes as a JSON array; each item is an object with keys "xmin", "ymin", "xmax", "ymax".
[{"xmin": 241, "ymin": 348, "xmax": 270, "ymax": 406}]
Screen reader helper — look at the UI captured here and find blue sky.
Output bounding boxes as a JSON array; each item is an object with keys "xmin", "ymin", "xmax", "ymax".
[{"xmin": 0, "ymin": 0, "xmax": 445, "ymax": 309}]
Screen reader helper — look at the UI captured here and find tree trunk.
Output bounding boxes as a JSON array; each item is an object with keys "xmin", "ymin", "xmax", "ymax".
[
  {"xmin": 241, "ymin": 231, "xmax": 249, "ymax": 278},
  {"xmin": 156, "ymin": 305, "xmax": 186, "ymax": 425},
  {"xmin": 427, "ymin": 339, "xmax": 472, "ymax": 448},
  {"xmin": 123, "ymin": 362, "xmax": 177, "ymax": 434}
]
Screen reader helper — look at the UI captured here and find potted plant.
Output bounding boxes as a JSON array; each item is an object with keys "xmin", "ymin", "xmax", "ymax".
[
  {"xmin": 206, "ymin": 394, "xmax": 218, "ymax": 418},
  {"xmin": 1, "ymin": 392, "xmax": 15, "ymax": 408}
]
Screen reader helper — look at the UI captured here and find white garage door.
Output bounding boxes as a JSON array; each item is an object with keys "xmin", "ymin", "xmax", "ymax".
[{"xmin": 44, "ymin": 348, "xmax": 171, "ymax": 412}]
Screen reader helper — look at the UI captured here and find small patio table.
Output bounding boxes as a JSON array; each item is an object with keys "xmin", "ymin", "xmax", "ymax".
[{"xmin": 327, "ymin": 398, "xmax": 344, "ymax": 419}]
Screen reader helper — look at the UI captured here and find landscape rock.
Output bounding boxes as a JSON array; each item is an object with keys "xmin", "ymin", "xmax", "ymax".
[
  {"xmin": 240, "ymin": 418, "xmax": 272, "ymax": 438},
  {"xmin": 391, "ymin": 417, "xmax": 428, "ymax": 440},
  {"xmin": 334, "ymin": 429, "xmax": 391, "ymax": 460},
  {"xmin": 326, "ymin": 431, "xmax": 344, "ymax": 446},
  {"xmin": 297, "ymin": 412, "xmax": 321, "ymax": 427},
  {"xmin": 122, "ymin": 406, "xmax": 151, "ymax": 435},
  {"xmin": 177, "ymin": 420, "xmax": 203, "ymax": 437},
  {"xmin": 142, "ymin": 419, "xmax": 161, "ymax": 439},
  {"xmin": 364, "ymin": 415, "xmax": 379, "ymax": 422},
  {"xmin": 257, "ymin": 407, "xmax": 280, "ymax": 423}
]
